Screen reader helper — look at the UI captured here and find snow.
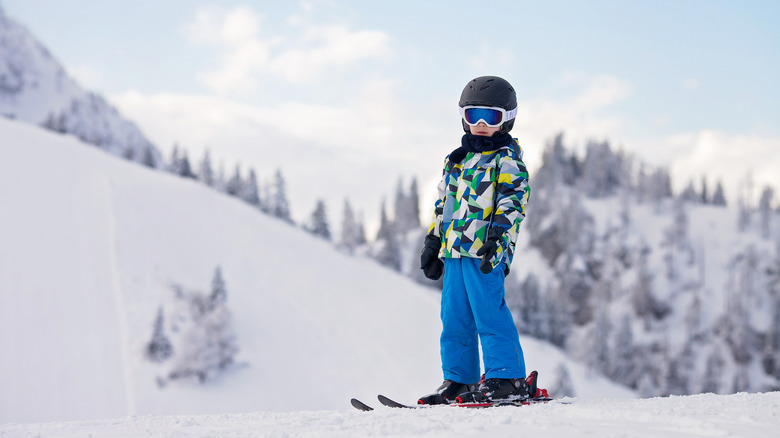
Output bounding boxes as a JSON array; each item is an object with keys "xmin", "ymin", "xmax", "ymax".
[
  {"xmin": 2, "ymin": 392, "xmax": 779, "ymax": 437},
  {"xmin": 0, "ymin": 7, "xmax": 159, "ymax": 163},
  {"xmin": 0, "ymin": 117, "xmax": 631, "ymax": 426}
]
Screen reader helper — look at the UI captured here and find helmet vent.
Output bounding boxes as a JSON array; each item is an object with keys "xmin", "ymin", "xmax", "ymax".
[{"xmin": 480, "ymin": 79, "xmax": 495, "ymax": 91}]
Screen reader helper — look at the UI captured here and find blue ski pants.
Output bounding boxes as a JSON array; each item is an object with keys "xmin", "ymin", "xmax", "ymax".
[{"xmin": 440, "ymin": 257, "xmax": 526, "ymax": 384}]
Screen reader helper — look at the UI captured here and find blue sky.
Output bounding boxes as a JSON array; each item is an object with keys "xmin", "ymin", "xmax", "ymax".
[{"xmin": 3, "ymin": 0, "xmax": 779, "ymax": 224}]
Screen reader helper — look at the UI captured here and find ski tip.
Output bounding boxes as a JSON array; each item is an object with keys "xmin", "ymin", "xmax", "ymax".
[
  {"xmin": 377, "ymin": 394, "xmax": 412, "ymax": 409},
  {"xmin": 350, "ymin": 398, "xmax": 374, "ymax": 411}
]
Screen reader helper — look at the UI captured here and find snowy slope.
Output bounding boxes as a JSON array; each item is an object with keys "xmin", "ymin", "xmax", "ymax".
[
  {"xmin": 0, "ymin": 117, "xmax": 633, "ymax": 424},
  {"xmin": 0, "ymin": 5, "xmax": 160, "ymax": 164},
  {"xmin": 2, "ymin": 392, "xmax": 778, "ymax": 438}
]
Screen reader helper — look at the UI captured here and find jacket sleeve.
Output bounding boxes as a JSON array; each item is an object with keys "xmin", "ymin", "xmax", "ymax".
[
  {"xmin": 427, "ymin": 157, "xmax": 450, "ymax": 237},
  {"xmin": 491, "ymin": 145, "xmax": 530, "ymax": 235}
]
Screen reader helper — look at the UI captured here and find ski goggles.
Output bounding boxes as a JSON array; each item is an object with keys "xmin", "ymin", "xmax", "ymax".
[{"xmin": 459, "ymin": 105, "xmax": 518, "ymax": 127}]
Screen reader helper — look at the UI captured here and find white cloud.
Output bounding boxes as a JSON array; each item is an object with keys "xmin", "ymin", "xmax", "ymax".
[
  {"xmin": 181, "ymin": 4, "xmax": 392, "ymax": 96},
  {"xmin": 512, "ymin": 74, "xmax": 634, "ymax": 168},
  {"xmin": 110, "ymin": 86, "xmax": 449, "ymax": 230},
  {"xmin": 667, "ymin": 130, "xmax": 780, "ymax": 205}
]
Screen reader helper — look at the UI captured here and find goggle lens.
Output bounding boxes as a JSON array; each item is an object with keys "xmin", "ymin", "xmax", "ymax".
[{"xmin": 463, "ymin": 107, "xmax": 504, "ymax": 126}]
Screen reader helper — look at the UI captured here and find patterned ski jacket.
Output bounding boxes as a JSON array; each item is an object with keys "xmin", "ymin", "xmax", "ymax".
[{"xmin": 427, "ymin": 139, "xmax": 530, "ymax": 275}]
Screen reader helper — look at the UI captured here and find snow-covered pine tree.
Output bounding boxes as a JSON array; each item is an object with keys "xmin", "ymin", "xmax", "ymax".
[
  {"xmin": 392, "ymin": 176, "xmax": 421, "ymax": 232},
  {"xmin": 199, "ymin": 149, "xmax": 215, "ymax": 187},
  {"xmin": 271, "ymin": 169, "xmax": 292, "ymax": 223},
  {"xmin": 759, "ymin": 186, "xmax": 774, "ymax": 239},
  {"xmin": 374, "ymin": 198, "xmax": 402, "ymax": 271},
  {"xmin": 355, "ymin": 211, "xmax": 367, "ymax": 246},
  {"xmin": 123, "ymin": 144, "xmax": 136, "ymax": 161},
  {"xmin": 167, "ymin": 267, "xmax": 238, "ymax": 383},
  {"xmin": 393, "ymin": 178, "xmax": 409, "ymax": 231},
  {"xmin": 551, "ymin": 363, "xmax": 576, "ymax": 398},
  {"xmin": 145, "ymin": 307, "xmax": 173, "ymax": 363},
  {"xmin": 680, "ymin": 180, "xmax": 698, "ymax": 203},
  {"xmin": 376, "ymin": 198, "xmax": 392, "ymax": 242},
  {"xmin": 408, "ymin": 177, "xmax": 421, "ymax": 229},
  {"xmin": 168, "ymin": 144, "xmax": 182, "ymax": 175},
  {"xmin": 241, "ymin": 168, "xmax": 261, "ymax": 208},
  {"xmin": 375, "ymin": 230, "xmax": 402, "ymax": 272},
  {"xmin": 701, "ymin": 346, "xmax": 726, "ymax": 393},
  {"xmin": 179, "ymin": 150, "xmax": 196, "ymax": 179},
  {"xmin": 210, "ymin": 266, "xmax": 227, "ymax": 308},
  {"xmin": 340, "ymin": 199, "xmax": 360, "ymax": 254},
  {"xmin": 580, "ymin": 140, "xmax": 626, "ymax": 198},
  {"xmin": 142, "ymin": 145, "xmax": 157, "ymax": 169},
  {"xmin": 700, "ymin": 176, "xmax": 709, "ymax": 204},
  {"xmin": 610, "ymin": 316, "xmax": 640, "ymax": 388},
  {"xmin": 507, "ymin": 273, "xmax": 546, "ymax": 340},
  {"xmin": 765, "ymin": 240, "xmax": 780, "ymax": 382},
  {"xmin": 225, "ymin": 165, "xmax": 243, "ymax": 197},
  {"xmin": 712, "ymin": 180, "xmax": 727, "ymax": 206},
  {"xmin": 308, "ymin": 199, "xmax": 331, "ymax": 240}
]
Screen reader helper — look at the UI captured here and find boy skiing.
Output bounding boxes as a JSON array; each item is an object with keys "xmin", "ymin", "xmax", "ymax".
[{"xmin": 419, "ymin": 76, "xmax": 533, "ymax": 404}]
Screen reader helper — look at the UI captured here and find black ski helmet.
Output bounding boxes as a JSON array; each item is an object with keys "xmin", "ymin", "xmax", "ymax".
[{"xmin": 459, "ymin": 76, "xmax": 517, "ymax": 134}]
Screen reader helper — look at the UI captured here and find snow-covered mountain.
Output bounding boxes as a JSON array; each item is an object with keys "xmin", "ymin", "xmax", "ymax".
[
  {"xmin": 496, "ymin": 135, "xmax": 780, "ymax": 396},
  {"xmin": 0, "ymin": 117, "xmax": 634, "ymax": 424},
  {"xmin": 0, "ymin": 5, "xmax": 160, "ymax": 165}
]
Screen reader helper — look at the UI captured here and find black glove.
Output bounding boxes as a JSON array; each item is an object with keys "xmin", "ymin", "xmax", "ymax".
[
  {"xmin": 475, "ymin": 226, "xmax": 505, "ymax": 274},
  {"xmin": 420, "ymin": 233, "xmax": 444, "ymax": 280}
]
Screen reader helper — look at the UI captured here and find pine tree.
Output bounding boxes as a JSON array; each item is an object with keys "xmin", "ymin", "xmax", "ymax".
[
  {"xmin": 376, "ymin": 198, "xmax": 392, "ymax": 241},
  {"xmin": 551, "ymin": 363, "xmax": 576, "ymax": 398},
  {"xmin": 509, "ymin": 274, "xmax": 545, "ymax": 339},
  {"xmin": 145, "ymin": 307, "xmax": 173, "ymax": 363},
  {"xmin": 393, "ymin": 178, "xmax": 408, "ymax": 230},
  {"xmin": 168, "ymin": 144, "xmax": 182, "ymax": 175},
  {"xmin": 142, "ymin": 146, "xmax": 157, "ymax": 168},
  {"xmin": 701, "ymin": 347, "xmax": 725, "ymax": 394},
  {"xmin": 168, "ymin": 267, "xmax": 238, "ymax": 383},
  {"xmin": 340, "ymin": 199, "xmax": 360, "ymax": 254},
  {"xmin": 393, "ymin": 177, "xmax": 420, "ymax": 232},
  {"xmin": 680, "ymin": 180, "xmax": 698, "ymax": 203},
  {"xmin": 123, "ymin": 145, "xmax": 136, "ymax": 161},
  {"xmin": 408, "ymin": 177, "xmax": 421, "ymax": 229},
  {"xmin": 260, "ymin": 179, "xmax": 273, "ymax": 214},
  {"xmin": 210, "ymin": 266, "xmax": 227, "ymax": 308},
  {"xmin": 759, "ymin": 186, "xmax": 774, "ymax": 239},
  {"xmin": 216, "ymin": 160, "xmax": 227, "ymax": 193},
  {"xmin": 308, "ymin": 199, "xmax": 331, "ymax": 240},
  {"xmin": 700, "ymin": 176, "xmax": 709, "ymax": 204},
  {"xmin": 179, "ymin": 151, "xmax": 196, "ymax": 179},
  {"xmin": 375, "ymin": 229, "xmax": 402, "ymax": 272},
  {"xmin": 226, "ymin": 165, "xmax": 243, "ymax": 196},
  {"xmin": 712, "ymin": 180, "xmax": 727, "ymax": 206},
  {"xmin": 241, "ymin": 168, "xmax": 261, "ymax": 207},
  {"xmin": 610, "ymin": 316, "xmax": 639, "ymax": 388},
  {"xmin": 271, "ymin": 169, "xmax": 292, "ymax": 222},
  {"xmin": 355, "ymin": 211, "xmax": 367, "ymax": 245},
  {"xmin": 199, "ymin": 149, "xmax": 215, "ymax": 187}
]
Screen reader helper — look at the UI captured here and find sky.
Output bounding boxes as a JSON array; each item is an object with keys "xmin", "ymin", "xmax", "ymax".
[{"xmin": 3, "ymin": 0, "xmax": 779, "ymax": 228}]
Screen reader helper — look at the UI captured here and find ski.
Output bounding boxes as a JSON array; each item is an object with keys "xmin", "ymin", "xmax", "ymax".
[
  {"xmin": 350, "ymin": 398, "xmax": 374, "ymax": 411},
  {"xmin": 377, "ymin": 394, "xmax": 556, "ymax": 409},
  {"xmin": 378, "ymin": 394, "xmax": 421, "ymax": 409}
]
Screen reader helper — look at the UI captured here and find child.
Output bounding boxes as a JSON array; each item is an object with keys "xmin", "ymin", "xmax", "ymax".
[{"xmin": 419, "ymin": 76, "xmax": 532, "ymax": 404}]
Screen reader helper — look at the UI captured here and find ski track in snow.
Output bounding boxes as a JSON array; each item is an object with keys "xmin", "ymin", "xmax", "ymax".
[{"xmin": 2, "ymin": 392, "xmax": 779, "ymax": 438}]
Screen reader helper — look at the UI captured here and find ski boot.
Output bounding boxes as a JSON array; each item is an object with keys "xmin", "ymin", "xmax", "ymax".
[
  {"xmin": 456, "ymin": 370, "xmax": 539, "ymax": 403},
  {"xmin": 418, "ymin": 380, "xmax": 477, "ymax": 405}
]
